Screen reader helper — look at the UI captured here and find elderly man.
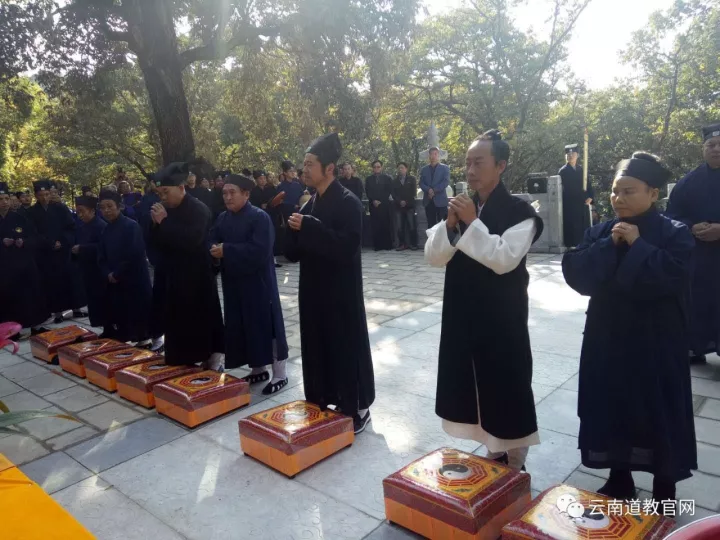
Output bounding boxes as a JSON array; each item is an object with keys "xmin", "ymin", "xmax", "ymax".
[
  {"xmin": 666, "ymin": 123, "xmax": 720, "ymax": 364},
  {"xmin": 419, "ymin": 146, "xmax": 451, "ymax": 228},
  {"xmin": 425, "ymin": 130, "xmax": 544, "ymax": 471}
]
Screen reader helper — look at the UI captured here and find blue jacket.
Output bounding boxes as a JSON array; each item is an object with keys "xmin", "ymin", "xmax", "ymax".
[{"xmin": 419, "ymin": 163, "xmax": 450, "ymax": 207}]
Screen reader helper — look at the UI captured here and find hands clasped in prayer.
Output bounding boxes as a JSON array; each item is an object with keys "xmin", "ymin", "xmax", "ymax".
[
  {"xmin": 150, "ymin": 202, "xmax": 168, "ymax": 224},
  {"xmin": 209, "ymin": 244, "xmax": 224, "ymax": 259},
  {"xmin": 288, "ymin": 213, "xmax": 303, "ymax": 231},
  {"xmin": 611, "ymin": 222, "xmax": 640, "ymax": 245},
  {"xmin": 446, "ymin": 193, "xmax": 477, "ymax": 229},
  {"xmin": 692, "ymin": 222, "xmax": 720, "ymax": 242}
]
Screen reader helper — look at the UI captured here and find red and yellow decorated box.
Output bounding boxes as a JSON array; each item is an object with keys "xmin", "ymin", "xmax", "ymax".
[
  {"xmin": 83, "ymin": 348, "xmax": 163, "ymax": 392},
  {"xmin": 383, "ymin": 448, "xmax": 532, "ymax": 540},
  {"xmin": 501, "ymin": 484, "xmax": 675, "ymax": 540},
  {"xmin": 57, "ymin": 339, "xmax": 131, "ymax": 378},
  {"xmin": 115, "ymin": 359, "xmax": 202, "ymax": 408},
  {"xmin": 29, "ymin": 326, "xmax": 98, "ymax": 363},
  {"xmin": 153, "ymin": 371, "xmax": 250, "ymax": 428},
  {"xmin": 238, "ymin": 400, "xmax": 354, "ymax": 478}
]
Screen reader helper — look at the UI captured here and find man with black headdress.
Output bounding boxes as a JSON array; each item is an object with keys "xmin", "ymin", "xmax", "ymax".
[
  {"xmin": 149, "ymin": 163, "xmax": 225, "ymax": 368},
  {"xmin": 560, "ymin": 144, "xmax": 594, "ymax": 247},
  {"xmin": 0, "ymin": 182, "xmax": 49, "ymax": 335},
  {"xmin": 210, "ymin": 174, "xmax": 289, "ymax": 387},
  {"xmin": 425, "ymin": 130, "xmax": 544, "ymax": 471},
  {"xmin": 666, "ymin": 123, "xmax": 720, "ymax": 365},
  {"xmin": 15, "ymin": 189, "xmax": 32, "ymax": 217},
  {"xmin": 366, "ymin": 160, "xmax": 394, "ymax": 251},
  {"xmin": 285, "ymin": 133, "xmax": 375, "ymax": 434},
  {"xmin": 26, "ymin": 179, "xmax": 79, "ymax": 323},
  {"xmin": 72, "ymin": 195, "xmax": 107, "ymax": 330}
]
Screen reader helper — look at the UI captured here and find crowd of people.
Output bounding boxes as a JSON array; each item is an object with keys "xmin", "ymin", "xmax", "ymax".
[{"xmin": 1, "ymin": 123, "xmax": 719, "ymax": 497}]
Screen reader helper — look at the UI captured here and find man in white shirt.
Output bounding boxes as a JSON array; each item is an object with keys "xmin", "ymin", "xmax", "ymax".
[{"xmin": 425, "ymin": 129, "xmax": 544, "ymax": 470}]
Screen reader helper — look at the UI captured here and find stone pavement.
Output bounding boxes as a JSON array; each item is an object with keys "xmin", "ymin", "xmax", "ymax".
[{"xmin": 1, "ymin": 249, "xmax": 719, "ymax": 539}]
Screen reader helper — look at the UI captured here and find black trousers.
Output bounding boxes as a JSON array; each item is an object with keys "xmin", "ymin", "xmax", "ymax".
[
  {"xmin": 425, "ymin": 204, "xmax": 448, "ymax": 228},
  {"xmin": 396, "ymin": 206, "xmax": 418, "ymax": 247}
]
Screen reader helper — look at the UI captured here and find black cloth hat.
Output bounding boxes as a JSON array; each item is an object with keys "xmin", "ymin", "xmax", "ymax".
[
  {"xmin": 615, "ymin": 151, "xmax": 671, "ymax": 189},
  {"xmin": 80, "ymin": 185, "xmax": 93, "ymax": 194},
  {"xmin": 281, "ymin": 160, "xmax": 295, "ymax": 172},
  {"xmin": 75, "ymin": 196, "xmax": 98, "ymax": 209},
  {"xmin": 241, "ymin": 168, "xmax": 252, "ymax": 177},
  {"xmin": 33, "ymin": 179, "xmax": 52, "ymax": 193},
  {"xmin": 702, "ymin": 123, "xmax": 720, "ymax": 142},
  {"xmin": 98, "ymin": 190, "xmax": 122, "ymax": 205},
  {"xmin": 215, "ymin": 170, "xmax": 231, "ymax": 178},
  {"xmin": 155, "ymin": 162, "xmax": 190, "ymax": 187},
  {"xmin": 252, "ymin": 170, "xmax": 266, "ymax": 179},
  {"xmin": 565, "ymin": 144, "xmax": 579, "ymax": 154},
  {"xmin": 0, "ymin": 182, "xmax": 9, "ymax": 195},
  {"xmin": 306, "ymin": 133, "xmax": 342, "ymax": 165},
  {"xmin": 224, "ymin": 174, "xmax": 255, "ymax": 192},
  {"xmin": 14, "ymin": 191, "xmax": 25, "ymax": 197}
]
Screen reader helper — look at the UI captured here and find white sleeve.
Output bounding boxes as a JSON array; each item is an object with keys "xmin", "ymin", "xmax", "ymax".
[
  {"xmin": 424, "ymin": 220, "xmax": 457, "ymax": 267},
  {"xmin": 455, "ymin": 218, "xmax": 536, "ymax": 275}
]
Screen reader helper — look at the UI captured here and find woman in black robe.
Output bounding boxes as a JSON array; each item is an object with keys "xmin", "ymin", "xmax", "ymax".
[
  {"xmin": 562, "ymin": 152, "xmax": 697, "ymax": 507},
  {"xmin": 149, "ymin": 163, "xmax": 225, "ymax": 367},
  {"xmin": 0, "ymin": 182, "xmax": 49, "ymax": 332},
  {"xmin": 286, "ymin": 133, "xmax": 374, "ymax": 434}
]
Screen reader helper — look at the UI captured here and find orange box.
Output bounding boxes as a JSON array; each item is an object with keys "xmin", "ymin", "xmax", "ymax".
[
  {"xmin": 57, "ymin": 339, "xmax": 131, "ymax": 378},
  {"xmin": 238, "ymin": 400, "xmax": 354, "ymax": 478},
  {"xmin": 83, "ymin": 348, "xmax": 163, "ymax": 392},
  {"xmin": 383, "ymin": 448, "xmax": 532, "ymax": 540},
  {"xmin": 501, "ymin": 484, "xmax": 674, "ymax": 539},
  {"xmin": 115, "ymin": 360, "xmax": 202, "ymax": 408},
  {"xmin": 29, "ymin": 326, "xmax": 98, "ymax": 363},
  {"xmin": 153, "ymin": 371, "xmax": 250, "ymax": 428}
]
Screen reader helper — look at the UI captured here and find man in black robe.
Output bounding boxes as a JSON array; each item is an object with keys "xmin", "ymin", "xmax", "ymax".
[
  {"xmin": 0, "ymin": 182, "xmax": 49, "ymax": 335},
  {"xmin": 366, "ymin": 160, "xmax": 394, "ymax": 251},
  {"xmin": 560, "ymin": 144, "xmax": 594, "ymax": 247},
  {"xmin": 185, "ymin": 172, "xmax": 214, "ymax": 209},
  {"xmin": 149, "ymin": 163, "xmax": 225, "ymax": 368},
  {"xmin": 26, "ymin": 179, "xmax": 79, "ymax": 324},
  {"xmin": 72, "ymin": 196, "xmax": 107, "ymax": 329},
  {"xmin": 392, "ymin": 162, "xmax": 418, "ymax": 250},
  {"xmin": 340, "ymin": 163, "xmax": 364, "ymax": 201},
  {"xmin": 286, "ymin": 133, "xmax": 374, "ymax": 433},
  {"xmin": 425, "ymin": 130, "xmax": 544, "ymax": 470},
  {"xmin": 15, "ymin": 189, "xmax": 32, "ymax": 218}
]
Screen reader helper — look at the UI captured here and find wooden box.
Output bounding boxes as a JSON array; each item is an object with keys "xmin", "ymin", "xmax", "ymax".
[
  {"xmin": 57, "ymin": 339, "xmax": 131, "ymax": 378},
  {"xmin": 238, "ymin": 400, "xmax": 354, "ymax": 478},
  {"xmin": 29, "ymin": 326, "xmax": 98, "ymax": 363},
  {"xmin": 153, "ymin": 371, "xmax": 250, "ymax": 428},
  {"xmin": 501, "ymin": 484, "xmax": 675, "ymax": 540},
  {"xmin": 116, "ymin": 360, "xmax": 202, "ymax": 408},
  {"xmin": 83, "ymin": 348, "xmax": 163, "ymax": 392},
  {"xmin": 383, "ymin": 448, "xmax": 532, "ymax": 540}
]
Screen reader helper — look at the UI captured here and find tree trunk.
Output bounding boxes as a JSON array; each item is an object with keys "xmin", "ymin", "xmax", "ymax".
[{"xmin": 126, "ymin": 0, "xmax": 195, "ymax": 165}]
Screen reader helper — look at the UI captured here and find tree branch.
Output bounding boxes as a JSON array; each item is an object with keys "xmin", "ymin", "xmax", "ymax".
[{"xmin": 179, "ymin": 25, "xmax": 281, "ymax": 68}]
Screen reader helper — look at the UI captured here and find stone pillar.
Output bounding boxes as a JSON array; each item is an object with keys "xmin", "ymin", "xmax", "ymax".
[{"xmin": 511, "ymin": 175, "xmax": 565, "ymax": 254}]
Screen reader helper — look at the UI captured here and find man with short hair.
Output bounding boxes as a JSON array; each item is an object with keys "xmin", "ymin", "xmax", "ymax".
[
  {"xmin": 419, "ymin": 146, "xmax": 450, "ymax": 228},
  {"xmin": 10, "ymin": 193, "xmax": 21, "ymax": 212},
  {"xmin": 425, "ymin": 130, "xmax": 544, "ymax": 471},
  {"xmin": 393, "ymin": 162, "xmax": 418, "ymax": 251},
  {"xmin": 185, "ymin": 172, "xmax": 214, "ymax": 209},
  {"xmin": 666, "ymin": 123, "xmax": 720, "ymax": 364},
  {"xmin": 340, "ymin": 163, "xmax": 364, "ymax": 201},
  {"xmin": 560, "ymin": 144, "xmax": 594, "ymax": 248},
  {"xmin": 210, "ymin": 174, "xmax": 289, "ymax": 388},
  {"xmin": 285, "ymin": 133, "xmax": 374, "ymax": 434},
  {"xmin": 366, "ymin": 160, "xmax": 394, "ymax": 251},
  {"xmin": 149, "ymin": 163, "xmax": 225, "ymax": 368},
  {"xmin": 17, "ymin": 189, "xmax": 32, "ymax": 215}
]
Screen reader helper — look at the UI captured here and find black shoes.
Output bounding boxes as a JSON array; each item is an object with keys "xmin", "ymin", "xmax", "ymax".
[
  {"xmin": 353, "ymin": 410, "xmax": 372, "ymax": 434},
  {"xmin": 491, "ymin": 452, "xmax": 527, "ymax": 472},
  {"xmin": 262, "ymin": 378, "xmax": 289, "ymax": 395},
  {"xmin": 690, "ymin": 354, "xmax": 707, "ymax": 365},
  {"xmin": 72, "ymin": 310, "xmax": 88, "ymax": 318},
  {"xmin": 53, "ymin": 315, "xmax": 64, "ymax": 324},
  {"xmin": 597, "ymin": 470, "xmax": 637, "ymax": 500}
]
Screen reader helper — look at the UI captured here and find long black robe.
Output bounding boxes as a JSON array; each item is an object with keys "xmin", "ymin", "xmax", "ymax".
[
  {"xmin": 435, "ymin": 183, "xmax": 543, "ymax": 439},
  {"xmin": 211, "ymin": 203, "xmax": 288, "ymax": 369},
  {"xmin": 365, "ymin": 173, "xmax": 394, "ymax": 250},
  {"xmin": 137, "ymin": 192, "xmax": 165, "ymax": 340},
  {"xmin": 149, "ymin": 194, "xmax": 224, "ymax": 365},
  {"xmin": 666, "ymin": 163, "xmax": 720, "ymax": 356},
  {"xmin": 559, "ymin": 164, "xmax": 594, "ymax": 247},
  {"xmin": 26, "ymin": 202, "xmax": 77, "ymax": 314},
  {"xmin": 74, "ymin": 215, "xmax": 107, "ymax": 328},
  {"xmin": 285, "ymin": 180, "xmax": 374, "ymax": 417},
  {"xmin": 186, "ymin": 186, "xmax": 214, "ymax": 209},
  {"xmin": 99, "ymin": 215, "xmax": 152, "ymax": 342},
  {"xmin": 562, "ymin": 208, "xmax": 697, "ymax": 482},
  {"xmin": 0, "ymin": 210, "xmax": 49, "ymax": 328},
  {"xmin": 250, "ymin": 185, "xmax": 277, "ymax": 210},
  {"xmin": 339, "ymin": 176, "xmax": 364, "ymax": 201}
]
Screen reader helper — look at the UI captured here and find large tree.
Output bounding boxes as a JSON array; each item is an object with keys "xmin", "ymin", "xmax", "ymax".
[{"xmin": 1, "ymin": 0, "xmax": 418, "ymax": 165}]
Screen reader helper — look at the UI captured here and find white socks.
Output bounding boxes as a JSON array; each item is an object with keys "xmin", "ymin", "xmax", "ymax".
[
  {"xmin": 151, "ymin": 336, "xmax": 164, "ymax": 350},
  {"xmin": 207, "ymin": 352, "xmax": 225, "ymax": 372},
  {"xmin": 485, "ymin": 447, "xmax": 529, "ymax": 470},
  {"xmin": 271, "ymin": 359, "xmax": 287, "ymax": 383},
  {"xmin": 357, "ymin": 408, "xmax": 369, "ymax": 418}
]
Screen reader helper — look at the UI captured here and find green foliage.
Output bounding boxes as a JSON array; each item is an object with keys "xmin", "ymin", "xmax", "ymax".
[{"xmin": 0, "ymin": 399, "xmax": 79, "ymax": 435}]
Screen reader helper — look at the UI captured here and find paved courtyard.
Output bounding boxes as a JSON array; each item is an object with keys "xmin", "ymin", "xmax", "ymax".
[{"xmin": 1, "ymin": 249, "xmax": 719, "ymax": 539}]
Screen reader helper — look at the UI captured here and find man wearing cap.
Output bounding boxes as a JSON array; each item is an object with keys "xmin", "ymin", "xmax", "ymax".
[
  {"xmin": 26, "ymin": 179, "xmax": 78, "ymax": 323},
  {"xmin": 9, "ymin": 193, "xmax": 21, "ymax": 212},
  {"xmin": 285, "ymin": 133, "xmax": 375, "ymax": 434},
  {"xmin": 366, "ymin": 160, "xmax": 394, "ymax": 251},
  {"xmin": 210, "ymin": 174, "xmax": 289, "ymax": 386},
  {"xmin": 97, "ymin": 190, "xmax": 152, "ymax": 344},
  {"xmin": 419, "ymin": 146, "xmax": 450, "ymax": 228},
  {"xmin": 16, "ymin": 189, "xmax": 32, "ymax": 217},
  {"xmin": 0, "ymin": 181, "xmax": 49, "ymax": 335},
  {"xmin": 666, "ymin": 123, "xmax": 720, "ymax": 364},
  {"xmin": 72, "ymin": 196, "xmax": 107, "ymax": 330},
  {"xmin": 149, "ymin": 163, "xmax": 225, "ymax": 369},
  {"xmin": 560, "ymin": 144, "xmax": 594, "ymax": 248}
]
